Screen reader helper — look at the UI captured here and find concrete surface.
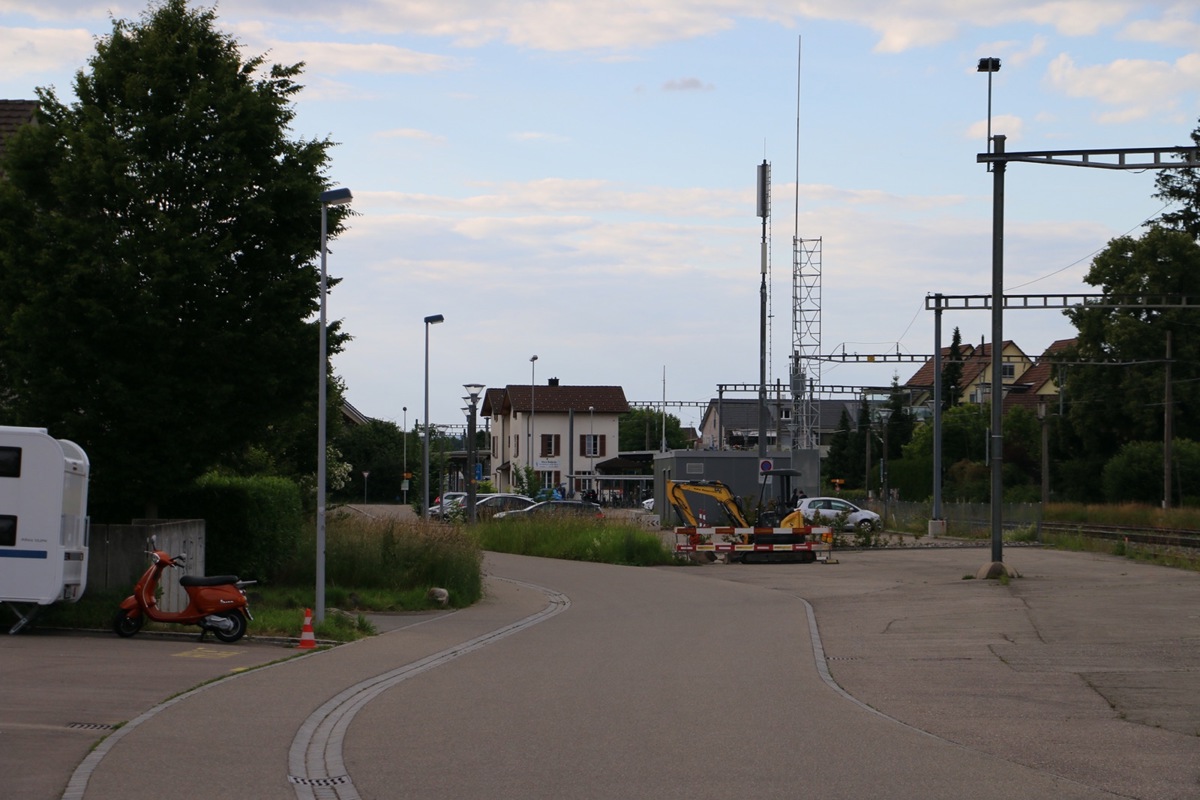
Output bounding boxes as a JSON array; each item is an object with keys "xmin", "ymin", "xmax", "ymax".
[{"xmin": 2, "ymin": 543, "xmax": 1197, "ymax": 799}]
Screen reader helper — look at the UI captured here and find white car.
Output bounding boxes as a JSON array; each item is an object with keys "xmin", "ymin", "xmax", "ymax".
[{"xmin": 796, "ymin": 497, "xmax": 881, "ymax": 532}]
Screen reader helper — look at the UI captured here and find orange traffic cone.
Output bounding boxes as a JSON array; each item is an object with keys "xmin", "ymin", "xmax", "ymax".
[{"xmin": 297, "ymin": 608, "xmax": 317, "ymax": 650}]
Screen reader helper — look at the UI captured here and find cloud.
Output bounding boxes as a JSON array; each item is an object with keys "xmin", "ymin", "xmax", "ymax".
[
  {"xmin": 1120, "ymin": 5, "xmax": 1200, "ymax": 47},
  {"xmin": 1044, "ymin": 52, "xmax": 1200, "ymax": 123},
  {"xmin": 375, "ymin": 128, "xmax": 447, "ymax": 144},
  {"xmin": 966, "ymin": 113, "xmax": 1025, "ymax": 142},
  {"xmin": 663, "ymin": 78, "xmax": 714, "ymax": 92},
  {"xmin": 0, "ymin": 26, "xmax": 95, "ymax": 82},
  {"xmin": 259, "ymin": 40, "xmax": 462, "ymax": 75}
]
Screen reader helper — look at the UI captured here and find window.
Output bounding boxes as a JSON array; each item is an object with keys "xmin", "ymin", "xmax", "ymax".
[
  {"xmin": 0, "ymin": 446, "xmax": 20, "ymax": 478},
  {"xmin": 582, "ymin": 434, "xmax": 601, "ymax": 457},
  {"xmin": 0, "ymin": 515, "xmax": 15, "ymax": 547},
  {"xmin": 540, "ymin": 434, "xmax": 561, "ymax": 457},
  {"xmin": 1002, "ymin": 362, "xmax": 1016, "ymax": 380}
]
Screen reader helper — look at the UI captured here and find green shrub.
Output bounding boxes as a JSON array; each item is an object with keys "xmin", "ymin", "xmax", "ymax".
[{"xmin": 167, "ymin": 473, "xmax": 303, "ymax": 582}]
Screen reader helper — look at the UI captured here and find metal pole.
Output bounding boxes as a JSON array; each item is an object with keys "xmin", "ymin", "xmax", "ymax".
[
  {"xmin": 932, "ymin": 295, "xmax": 943, "ymax": 523},
  {"xmin": 402, "ymin": 406, "xmax": 407, "ymax": 505},
  {"xmin": 467, "ymin": 398, "xmax": 478, "ymax": 523},
  {"xmin": 529, "ymin": 355, "xmax": 538, "ymax": 476},
  {"xmin": 316, "ymin": 202, "xmax": 328, "ymax": 623},
  {"xmin": 989, "ymin": 135, "xmax": 1006, "ymax": 566},
  {"xmin": 422, "ymin": 314, "xmax": 444, "ymax": 519}
]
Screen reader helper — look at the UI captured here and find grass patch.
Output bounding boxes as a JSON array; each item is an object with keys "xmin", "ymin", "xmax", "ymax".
[
  {"xmin": 473, "ymin": 517, "xmax": 676, "ymax": 566},
  {"xmin": 1045, "ymin": 502, "xmax": 1200, "ymax": 529},
  {"xmin": 33, "ymin": 514, "xmax": 482, "ymax": 643}
]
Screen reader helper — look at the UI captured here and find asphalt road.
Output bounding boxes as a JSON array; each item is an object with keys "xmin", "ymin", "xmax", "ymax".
[{"xmin": 4, "ymin": 546, "xmax": 1199, "ymax": 799}]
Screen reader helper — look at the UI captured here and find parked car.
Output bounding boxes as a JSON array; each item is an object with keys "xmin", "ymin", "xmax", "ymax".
[
  {"xmin": 471, "ymin": 493, "xmax": 534, "ymax": 520},
  {"xmin": 493, "ymin": 500, "xmax": 604, "ymax": 520},
  {"xmin": 429, "ymin": 492, "xmax": 468, "ymax": 520},
  {"xmin": 796, "ymin": 497, "xmax": 881, "ymax": 532}
]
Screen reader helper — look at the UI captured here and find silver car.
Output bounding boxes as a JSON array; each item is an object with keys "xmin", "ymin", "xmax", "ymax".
[{"xmin": 796, "ymin": 497, "xmax": 881, "ymax": 532}]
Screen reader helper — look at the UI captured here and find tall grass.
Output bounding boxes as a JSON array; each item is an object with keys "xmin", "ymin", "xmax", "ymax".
[
  {"xmin": 1045, "ymin": 502, "xmax": 1200, "ymax": 530},
  {"xmin": 277, "ymin": 513, "xmax": 483, "ymax": 608},
  {"xmin": 473, "ymin": 517, "xmax": 676, "ymax": 566}
]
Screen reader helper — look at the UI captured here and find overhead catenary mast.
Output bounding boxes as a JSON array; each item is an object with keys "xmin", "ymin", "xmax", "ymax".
[{"xmin": 792, "ymin": 35, "xmax": 822, "ymax": 450}]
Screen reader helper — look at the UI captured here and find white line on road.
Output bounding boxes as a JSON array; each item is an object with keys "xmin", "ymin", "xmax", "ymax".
[{"xmin": 287, "ymin": 578, "xmax": 570, "ymax": 800}]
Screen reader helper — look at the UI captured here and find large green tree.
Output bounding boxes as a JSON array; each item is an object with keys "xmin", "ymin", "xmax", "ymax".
[
  {"xmin": 1154, "ymin": 117, "xmax": 1200, "ymax": 237},
  {"xmin": 1062, "ymin": 225, "xmax": 1200, "ymax": 465},
  {"xmin": 0, "ymin": 0, "xmax": 348, "ymax": 517},
  {"xmin": 619, "ymin": 408, "xmax": 688, "ymax": 451}
]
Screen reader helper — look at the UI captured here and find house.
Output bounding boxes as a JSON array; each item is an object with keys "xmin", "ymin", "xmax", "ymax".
[
  {"xmin": 1001, "ymin": 338, "xmax": 1074, "ymax": 414},
  {"xmin": 905, "ymin": 339, "xmax": 1032, "ymax": 408},
  {"xmin": 481, "ymin": 379, "xmax": 630, "ymax": 495},
  {"xmin": 0, "ymin": 99, "xmax": 39, "ymax": 175},
  {"xmin": 697, "ymin": 396, "xmax": 868, "ymax": 455}
]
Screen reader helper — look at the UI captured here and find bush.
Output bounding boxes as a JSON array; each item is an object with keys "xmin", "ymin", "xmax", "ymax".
[
  {"xmin": 168, "ymin": 473, "xmax": 303, "ymax": 582},
  {"xmin": 1103, "ymin": 439, "xmax": 1200, "ymax": 504}
]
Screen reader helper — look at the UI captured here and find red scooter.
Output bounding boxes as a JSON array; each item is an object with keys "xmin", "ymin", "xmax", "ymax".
[{"xmin": 113, "ymin": 539, "xmax": 255, "ymax": 643}]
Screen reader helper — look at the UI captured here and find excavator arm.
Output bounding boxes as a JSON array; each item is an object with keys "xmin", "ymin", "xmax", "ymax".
[{"xmin": 665, "ymin": 480, "xmax": 751, "ymax": 528}]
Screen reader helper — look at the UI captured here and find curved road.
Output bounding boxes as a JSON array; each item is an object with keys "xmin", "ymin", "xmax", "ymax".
[{"xmin": 55, "ymin": 549, "xmax": 1193, "ymax": 799}]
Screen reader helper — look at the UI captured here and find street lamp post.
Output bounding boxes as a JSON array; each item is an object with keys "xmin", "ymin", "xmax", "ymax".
[
  {"xmin": 422, "ymin": 314, "xmax": 444, "ymax": 520},
  {"xmin": 878, "ymin": 408, "xmax": 892, "ymax": 530},
  {"xmin": 529, "ymin": 355, "xmax": 538, "ymax": 475},
  {"xmin": 402, "ymin": 406, "xmax": 408, "ymax": 504},
  {"xmin": 362, "ymin": 471, "xmax": 369, "ymax": 504},
  {"xmin": 316, "ymin": 186, "xmax": 352, "ymax": 625},
  {"xmin": 588, "ymin": 405, "xmax": 595, "ymax": 495},
  {"xmin": 464, "ymin": 384, "xmax": 484, "ymax": 523}
]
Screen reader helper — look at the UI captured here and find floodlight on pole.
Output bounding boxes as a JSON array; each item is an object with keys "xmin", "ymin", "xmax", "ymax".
[
  {"xmin": 316, "ymin": 185, "xmax": 352, "ymax": 625},
  {"xmin": 977, "ymin": 57, "xmax": 1001, "ymax": 168},
  {"xmin": 422, "ymin": 314, "xmax": 444, "ymax": 520}
]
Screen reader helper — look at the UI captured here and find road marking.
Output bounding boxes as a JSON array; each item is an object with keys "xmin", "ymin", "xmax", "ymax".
[
  {"xmin": 287, "ymin": 578, "xmax": 570, "ymax": 800},
  {"xmin": 173, "ymin": 646, "xmax": 241, "ymax": 659}
]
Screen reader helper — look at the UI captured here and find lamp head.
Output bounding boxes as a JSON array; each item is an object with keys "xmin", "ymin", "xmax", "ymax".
[
  {"xmin": 319, "ymin": 187, "xmax": 353, "ymax": 206},
  {"xmin": 530, "ymin": 354, "xmax": 538, "ymax": 363},
  {"xmin": 976, "ymin": 57, "xmax": 1001, "ymax": 73},
  {"xmin": 464, "ymin": 383, "xmax": 484, "ymax": 400},
  {"xmin": 424, "ymin": 314, "xmax": 444, "ymax": 325}
]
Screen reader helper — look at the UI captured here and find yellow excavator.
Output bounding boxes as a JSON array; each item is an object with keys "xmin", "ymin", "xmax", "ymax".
[{"xmin": 665, "ymin": 479, "xmax": 830, "ymax": 564}]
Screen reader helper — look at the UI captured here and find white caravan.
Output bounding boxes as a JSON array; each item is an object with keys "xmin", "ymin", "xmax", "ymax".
[{"xmin": 0, "ymin": 426, "xmax": 90, "ymax": 633}]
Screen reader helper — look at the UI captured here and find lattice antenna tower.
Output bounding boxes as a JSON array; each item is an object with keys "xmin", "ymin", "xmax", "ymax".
[{"xmin": 791, "ymin": 37, "xmax": 821, "ymax": 450}]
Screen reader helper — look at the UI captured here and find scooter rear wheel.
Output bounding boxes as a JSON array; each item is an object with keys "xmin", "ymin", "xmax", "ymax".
[
  {"xmin": 212, "ymin": 610, "xmax": 247, "ymax": 643},
  {"xmin": 112, "ymin": 609, "xmax": 143, "ymax": 638}
]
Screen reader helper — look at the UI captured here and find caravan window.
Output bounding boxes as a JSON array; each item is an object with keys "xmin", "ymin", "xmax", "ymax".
[
  {"xmin": 0, "ymin": 446, "xmax": 20, "ymax": 478},
  {"xmin": 0, "ymin": 515, "xmax": 15, "ymax": 547}
]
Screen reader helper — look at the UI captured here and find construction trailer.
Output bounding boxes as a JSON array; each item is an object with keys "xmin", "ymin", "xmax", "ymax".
[{"xmin": 0, "ymin": 426, "xmax": 90, "ymax": 633}]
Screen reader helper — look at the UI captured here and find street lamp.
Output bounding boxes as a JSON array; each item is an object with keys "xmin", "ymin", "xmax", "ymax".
[
  {"xmin": 529, "ymin": 355, "xmax": 538, "ymax": 473},
  {"xmin": 316, "ymin": 186, "xmax": 352, "ymax": 625},
  {"xmin": 878, "ymin": 408, "xmax": 892, "ymax": 530},
  {"xmin": 464, "ymin": 383, "xmax": 484, "ymax": 523},
  {"xmin": 422, "ymin": 313, "xmax": 444, "ymax": 519},
  {"xmin": 977, "ymin": 57, "xmax": 1001, "ymax": 168},
  {"xmin": 402, "ymin": 406, "xmax": 408, "ymax": 505},
  {"xmin": 588, "ymin": 405, "xmax": 595, "ymax": 496}
]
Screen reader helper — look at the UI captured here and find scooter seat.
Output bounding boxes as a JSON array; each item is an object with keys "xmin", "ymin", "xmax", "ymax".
[{"xmin": 179, "ymin": 574, "xmax": 240, "ymax": 587}]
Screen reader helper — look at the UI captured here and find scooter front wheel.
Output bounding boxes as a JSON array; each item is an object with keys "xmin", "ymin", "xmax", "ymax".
[
  {"xmin": 112, "ymin": 609, "xmax": 143, "ymax": 638},
  {"xmin": 212, "ymin": 610, "xmax": 247, "ymax": 643}
]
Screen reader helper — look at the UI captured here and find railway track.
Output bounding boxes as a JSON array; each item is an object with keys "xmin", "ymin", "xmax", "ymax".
[{"xmin": 1039, "ymin": 521, "xmax": 1200, "ymax": 550}]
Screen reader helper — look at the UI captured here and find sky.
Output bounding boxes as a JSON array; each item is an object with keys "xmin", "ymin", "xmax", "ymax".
[{"xmin": 2, "ymin": 1, "xmax": 1198, "ymax": 432}]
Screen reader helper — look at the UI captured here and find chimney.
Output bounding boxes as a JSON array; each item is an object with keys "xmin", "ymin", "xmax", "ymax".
[{"xmin": 548, "ymin": 377, "xmax": 559, "ymax": 387}]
